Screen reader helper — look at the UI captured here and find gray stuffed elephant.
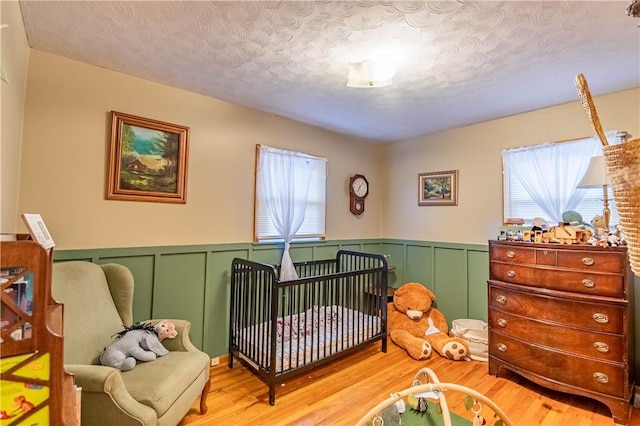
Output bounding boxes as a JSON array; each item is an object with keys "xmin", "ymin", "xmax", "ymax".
[{"xmin": 100, "ymin": 322, "xmax": 170, "ymax": 371}]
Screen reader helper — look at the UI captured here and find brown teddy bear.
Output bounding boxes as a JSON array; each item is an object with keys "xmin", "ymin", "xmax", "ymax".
[{"xmin": 388, "ymin": 282, "xmax": 469, "ymax": 361}]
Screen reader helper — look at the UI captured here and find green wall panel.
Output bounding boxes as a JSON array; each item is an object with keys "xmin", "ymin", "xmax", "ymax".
[
  {"xmin": 433, "ymin": 247, "xmax": 467, "ymax": 326},
  {"xmin": 467, "ymin": 250, "xmax": 489, "ymax": 322},
  {"xmin": 405, "ymin": 245, "xmax": 433, "ymax": 289},
  {"xmin": 251, "ymin": 247, "xmax": 282, "ymax": 265},
  {"xmin": 314, "ymin": 244, "xmax": 341, "ymax": 260},
  {"xmin": 381, "ymin": 242, "xmax": 406, "ymax": 288},
  {"xmin": 362, "ymin": 242, "xmax": 382, "ymax": 254},
  {"xmin": 155, "ymin": 252, "xmax": 207, "ymax": 348},
  {"xmin": 340, "ymin": 243, "xmax": 362, "ymax": 252},
  {"xmin": 290, "ymin": 246, "xmax": 313, "ymax": 263},
  {"xmin": 205, "ymin": 250, "xmax": 248, "ymax": 357}
]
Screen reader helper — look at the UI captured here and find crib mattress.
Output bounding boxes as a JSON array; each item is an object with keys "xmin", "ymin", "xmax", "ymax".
[{"xmin": 235, "ymin": 305, "xmax": 382, "ymax": 373}]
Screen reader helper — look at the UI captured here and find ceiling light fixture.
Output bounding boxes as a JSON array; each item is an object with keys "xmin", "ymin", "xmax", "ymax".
[{"xmin": 347, "ymin": 59, "xmax": 398, "ymax": 88}]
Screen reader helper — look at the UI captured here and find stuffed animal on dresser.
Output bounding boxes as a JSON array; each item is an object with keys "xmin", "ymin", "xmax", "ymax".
[{"xmin": 388, "ymin": 283, "xmax": 469, "ymax": 361}]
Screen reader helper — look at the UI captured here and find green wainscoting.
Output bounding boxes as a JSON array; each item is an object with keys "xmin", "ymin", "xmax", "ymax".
[
  {"xmin": 380, "ymin": 240, "xmax": 490, "ymax": 322},
  {"xmin": 55, "ymin": 239, "xmax": 490, "ymax": 358},
  {"xmin": 54, "ymin": 239, "xmax": 394, "ymax": 358},
  {"xmin": 57, "ymin": 239, "xmax": 640, "ymax": 368}
]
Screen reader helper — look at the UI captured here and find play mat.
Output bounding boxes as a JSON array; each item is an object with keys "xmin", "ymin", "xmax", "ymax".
[{"xmin": 356, "ymin": 368, "xmax": 513, "ymax": 426}]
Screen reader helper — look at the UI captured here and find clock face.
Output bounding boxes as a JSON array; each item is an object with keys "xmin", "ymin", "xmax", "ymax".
[{"xmin": 351, "ymin": 177, "xmax": 368, "ymax": 198}]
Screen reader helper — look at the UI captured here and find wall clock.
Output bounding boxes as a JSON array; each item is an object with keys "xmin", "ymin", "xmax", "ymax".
[{"xmin": 349, "ymin": 174, "xmax": 369, "ymax": 215}]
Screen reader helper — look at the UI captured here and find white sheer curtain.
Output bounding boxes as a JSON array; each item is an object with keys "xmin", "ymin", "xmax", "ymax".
[
  {"xmin": 258, "ymin": 145, "xmax": 313, "ymax": 281},
  {"xmin": 501, "ymin": 131, "xmax": 617, "ymax": 223}
]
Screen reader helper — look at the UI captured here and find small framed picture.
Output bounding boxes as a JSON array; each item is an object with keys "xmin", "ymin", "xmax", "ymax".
[
  {"xmin": 21, "ymin": 213, "xmax": 55, "ymax": 250},
  {"xmin": 107, "ymin": 111, "xmax": 190, "ymax": 204},
  {"xmin": 418, "ymin": 170, "xmax": 459, "ymax": 206}
]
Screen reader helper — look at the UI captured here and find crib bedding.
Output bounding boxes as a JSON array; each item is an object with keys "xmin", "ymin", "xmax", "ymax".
[{"xmin": 236, "ymin": 305, "xmax": 381, "ymax": 373}]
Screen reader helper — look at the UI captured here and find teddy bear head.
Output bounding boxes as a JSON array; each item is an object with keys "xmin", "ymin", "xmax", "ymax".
[
  {"xmin": 392, "ymin": 282, "xmax": 436, "ymax": 320},
  {"xmin": 155, "ymin": 320, "xmax": 177, "ymax": 342},
  {"xmin": 591, "ymin": 214, "xmax": 605, "ymax": 228}
]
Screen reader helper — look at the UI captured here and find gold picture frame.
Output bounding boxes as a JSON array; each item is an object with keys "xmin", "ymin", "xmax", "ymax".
[
  {"xmin": 107, "ymin": 111, "xmax": 189, "ymax": 203},
  {"xmin": 418, "ymin": 170, "xmax": 459, "ymax": 206}
]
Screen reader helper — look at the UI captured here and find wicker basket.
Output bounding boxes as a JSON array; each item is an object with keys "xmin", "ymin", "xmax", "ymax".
[
  {"xmin": 603, "ymin": 139, "xmax": 640, "ymax": 275},
  {"xmin": 575, "ymin": 73, "xmax": 640, "ymax": 275}
]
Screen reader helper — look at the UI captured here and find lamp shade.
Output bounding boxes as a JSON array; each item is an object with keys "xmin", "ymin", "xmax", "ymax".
[
  {"xmin": 347, "ymin": 59, "xmax": 397, "ymax": 88},
  {"xmin": 577, "ymin": 155, "xmax": 611, "ymax": 188}
]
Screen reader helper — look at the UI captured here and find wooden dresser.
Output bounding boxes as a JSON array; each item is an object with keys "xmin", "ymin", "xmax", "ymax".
[{"xmin": 488, "ymin": 240, "xmax": 635, "ymax": 424}]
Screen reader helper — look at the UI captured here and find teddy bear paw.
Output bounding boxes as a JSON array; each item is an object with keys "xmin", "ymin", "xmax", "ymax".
[
  {"xmin": 420, "ymin": 341, "xmax": 432, "ymax": 359},
  {"xmin": 405, "ymin": 340, "xmax": 432, "ymax": 360},
  {"xmin": 441, "ymin": 340, "xmax": 468, "ymax": 361}
]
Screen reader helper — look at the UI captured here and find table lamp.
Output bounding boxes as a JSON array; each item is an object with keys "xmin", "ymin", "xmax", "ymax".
[{"xmin": 577, "ymin": 155, "xmax": 611, "ymax": 231}]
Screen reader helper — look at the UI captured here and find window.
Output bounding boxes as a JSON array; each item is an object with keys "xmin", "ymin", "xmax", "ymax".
[
  {"xmin": 254, "ymin": 145, "xmax": 327, "ymax": 242},
  {"xmin": 503, "ymin": 132, "xmax": 621, "ymax": 227}
]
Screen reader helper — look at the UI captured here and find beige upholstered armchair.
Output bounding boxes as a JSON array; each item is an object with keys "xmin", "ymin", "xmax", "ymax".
[{"xmin": 52, "ymin": 261, "xmax": 210, "ymax": 426}]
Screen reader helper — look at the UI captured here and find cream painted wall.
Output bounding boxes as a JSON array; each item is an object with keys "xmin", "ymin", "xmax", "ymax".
[
  {"xmin": 16, "ymin": 49, "xmax": 640, "ymax": 249},
  {"xmin": 1, "ymin": 1, "xmax": 30, "ymax": 234},
  {"xmin": 381, "ymin": 88, "xmax": 640, "ymax": 245},
  {"xmin": 19, "ymin": 51, "xmax": 381, "ymax": 249}
]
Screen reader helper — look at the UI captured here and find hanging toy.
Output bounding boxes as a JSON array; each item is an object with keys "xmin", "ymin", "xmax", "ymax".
[
  {"xmin": 407, "ymin": 393, "xmax": 429, "ymax": 415},
  {"xmin": 472, "ymin": 400, "xmax": 487, "ymax": 426}
]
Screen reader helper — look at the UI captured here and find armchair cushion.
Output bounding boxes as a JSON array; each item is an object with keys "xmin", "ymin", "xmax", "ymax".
[
  {"xmin": 52, "ymin": 261, "xmax": 210, "ymax": 426},
  {"xmin": 124, "ymin": 351, "xmax": 210, "ymax": 417}
]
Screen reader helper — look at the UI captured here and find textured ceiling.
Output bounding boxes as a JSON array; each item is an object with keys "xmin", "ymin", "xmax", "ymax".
[{"xmin": 18, "ymin": 1, "xmax": 640, "ymax": 143}]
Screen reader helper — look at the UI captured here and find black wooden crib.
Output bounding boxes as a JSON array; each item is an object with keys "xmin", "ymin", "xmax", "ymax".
[{"xmin": 229, "ymin": 250, "xmax": 388, "ymax": 405}]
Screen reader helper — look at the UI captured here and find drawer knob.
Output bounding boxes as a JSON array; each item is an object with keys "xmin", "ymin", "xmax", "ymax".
[
  {"xmin": 496, "ymin": 295, "xmax": 507, "ymax": 305},
  {"xmin": 497, "ymin": 343, "xmax": 507, "ymax": 352},
  {"xmin": 497, "ymin": 318, "xmax": 508, "ymax": 327},
  {"xmin": 593, "ymin": 372, "xmax": 609, "ymax": 384},
  {"xmin": 506, "ymin": 270, "xmax": 516, "ymax": 278},
  {"xmin": 582, "ymin": 279, "xmax": 595, "ymax": 288},
  {"xmin": 506, "ymin": 250, "xmax": 515, "ymax": 258},
  {"xmin": 582, "ymin": 257, "xmax": 595, "ymax": 266},
  {"xmin": 593, "ymin": 342, "xmax": 610, "ymax": 353},
  {"xmin": 593, "ymin": 313, "xmax": 609, "ymax": 324}
]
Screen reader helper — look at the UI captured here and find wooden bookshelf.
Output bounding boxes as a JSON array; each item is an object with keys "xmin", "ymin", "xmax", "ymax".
[{"xmin": 1, "ymin": 237, "xmax": 78, "ymax": 426}]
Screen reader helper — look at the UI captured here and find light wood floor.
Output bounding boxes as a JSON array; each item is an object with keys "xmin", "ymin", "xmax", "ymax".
[{"xmin": 180, "ymin": 342, "xmax": 640, "ymax": 425}]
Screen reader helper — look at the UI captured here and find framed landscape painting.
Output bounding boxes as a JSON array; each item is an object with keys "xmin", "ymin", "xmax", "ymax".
[
  {"xmin": 107, "ymin": 111, "xmax": 189, "ymax": 203},
  {"xmin": 418, "ymin": 170, "xmax": 458, "ymax": 206}
]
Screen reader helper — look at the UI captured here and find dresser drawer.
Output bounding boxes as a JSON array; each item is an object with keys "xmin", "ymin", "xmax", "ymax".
[
  {"xmin": 490, "ymin": 263, "xmax": 624, "ymax": 297},
  {"xmin": 488, "ymin": 285, "xmax": 623, "ymax": 333},
  {"xmin": 489, "ymin": 310, "xmax": 624, "ymax": 361},
  {"xmin": 536, "ymin": 269, "xmax": 624, "ymax": 297},
  {"xmin": 490, "ymin": 331, "xmax": 627, "ymax": 397},
  {"xmin": 490, "ymin": 244, "xmax": 536, "ymax": 264},
  {"xmin": 535, "ymin": 248, "xmax": 557, "ymax": 266},
  {"xmin": 490, "ymin": 263, "xmax": 538, "ymax": 286},
  {"xmin": 557, "ymin": 250, "xmax": 624, "ymax": 273}
]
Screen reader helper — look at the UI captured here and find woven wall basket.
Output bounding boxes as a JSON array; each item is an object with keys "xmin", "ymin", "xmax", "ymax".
[
  {"xmin": 575, "ymin": 73, "xmax": 640, "ymax": 276},
  {"xmin": 603, "ymin": 138, "xmax": 640, "ymax": 276}
]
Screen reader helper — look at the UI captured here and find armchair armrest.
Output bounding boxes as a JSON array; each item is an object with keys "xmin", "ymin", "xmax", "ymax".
[
  {"xmin": 144, "ymin": 319, "xmax": 199, "ymax": 352},
  {"xmin": 64, "ymin": 364, "xmax": 156, "ymax": 424},
  {"xmin": 64, "ymin": 364, "xmax": 126, "ymax": 393}
]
